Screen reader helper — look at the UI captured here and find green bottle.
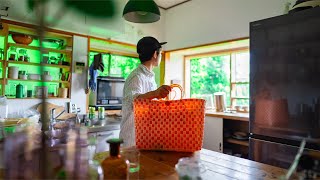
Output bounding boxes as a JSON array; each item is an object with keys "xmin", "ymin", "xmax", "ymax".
[{"xmin": 16, "ymin": 84, "xmax": 24, "ymax": 98}]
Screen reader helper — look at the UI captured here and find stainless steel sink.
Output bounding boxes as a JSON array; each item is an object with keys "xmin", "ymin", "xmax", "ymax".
[
  {"xmin": 60, "ymin": 116, "xmax": 121, "ymax": 133},
  {"xmin": 86, "ymin": 117, "xmax": 121, "ymax": 133},
  {"xmin": 88, "ymin": 121, "xmax": 120, "ymax": 133}
]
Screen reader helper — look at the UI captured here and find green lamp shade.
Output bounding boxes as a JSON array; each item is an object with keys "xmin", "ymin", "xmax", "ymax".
[{"xmin": 123, "ymin": 0, "xmax": 161, "ymax": 23}]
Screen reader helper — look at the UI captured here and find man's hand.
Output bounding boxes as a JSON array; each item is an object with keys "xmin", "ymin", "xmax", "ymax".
[{"xmin": 154, "ymin": 85, "xmax": 172, "ymax": 99}]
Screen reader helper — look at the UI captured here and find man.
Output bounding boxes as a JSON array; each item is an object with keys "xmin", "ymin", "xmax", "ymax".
[{"xmin": 120, "ymin": 36, "xmax": 171, "ymax": 147}]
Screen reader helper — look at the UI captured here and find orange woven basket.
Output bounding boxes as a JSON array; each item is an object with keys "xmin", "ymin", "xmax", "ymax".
[{"xmin": 133, "ymin": 84, "xmax": 206, "ymax": 152}]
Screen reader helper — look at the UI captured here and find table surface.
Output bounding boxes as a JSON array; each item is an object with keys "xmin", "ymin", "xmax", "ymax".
[{"xmin": 94, "ymin": 148, "xmax": 297, "ymax": 180}]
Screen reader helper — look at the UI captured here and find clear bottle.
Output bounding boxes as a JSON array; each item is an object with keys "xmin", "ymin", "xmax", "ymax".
[
  {"xmin": 89, "ymin": 107, "xmax": 96, "ymax": 120},
  {"xmin": 101, "ymin": 139, "xmax": 129, "ymax": 180},
  {"xmin": 8, "ymin": 47, "xmax": 17, "ymax": 61},
  {"xmin": 98, "ymin": 107, "xmax": 105, "ymax": 120}
]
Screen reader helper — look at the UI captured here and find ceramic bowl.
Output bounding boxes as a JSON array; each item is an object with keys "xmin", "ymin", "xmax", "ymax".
[
  {"xmin": 42, "ymin": 74, "xmax": 52, "ymax": 81},
  {"xmin": 28, "ymin": 74, "xmax": 40, "ymax": 80},
  {"xmin": 12, "ymin": 34, "xmax": 33, "ymax": 45}
]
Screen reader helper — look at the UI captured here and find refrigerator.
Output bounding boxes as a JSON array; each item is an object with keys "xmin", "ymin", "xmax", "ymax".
[{"xmin": 249, "ymin": 7, "xmax": 320, "ymax": 169}]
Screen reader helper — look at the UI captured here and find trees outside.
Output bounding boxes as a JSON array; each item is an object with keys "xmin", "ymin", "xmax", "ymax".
[
  {"xmin": 190, "ymin": 55, "xmax": 231, "ymax": 106},
  {"xmin": 89, "ymin": 52, "xmax": 139, "ymax": 79}
]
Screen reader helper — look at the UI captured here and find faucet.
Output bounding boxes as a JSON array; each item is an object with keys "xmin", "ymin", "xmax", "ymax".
[{"xmin": 49, "ymin": 108, "xmax": 65, "ymax": 130}]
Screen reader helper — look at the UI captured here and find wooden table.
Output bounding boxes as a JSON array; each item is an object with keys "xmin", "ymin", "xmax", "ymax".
[{"xmin": 94, "ymin": 148, "xmax": 296, "ymax": 180}]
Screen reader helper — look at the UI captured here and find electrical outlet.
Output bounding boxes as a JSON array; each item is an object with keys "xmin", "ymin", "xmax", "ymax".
[{"xmin": 71, "ymin": 104, "xmax": 77, "ymax": 114}]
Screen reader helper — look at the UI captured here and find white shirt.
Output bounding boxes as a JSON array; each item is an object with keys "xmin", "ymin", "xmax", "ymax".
[{"xmin": 120, "ymin": 64, "xmax": 157, "ymax": 147}]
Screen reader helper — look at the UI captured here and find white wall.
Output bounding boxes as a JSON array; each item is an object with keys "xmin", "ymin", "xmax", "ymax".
[
  {"xmin": 164, "ymin": 0, "xmax": 292, "ymax": 50},
  {"xmin": 70, "ymin": 36, "xmax": 88, "ymax": 114},
  {"xmin": 7, "ymin": 99, "xmax": 67, "ymax": 117}
]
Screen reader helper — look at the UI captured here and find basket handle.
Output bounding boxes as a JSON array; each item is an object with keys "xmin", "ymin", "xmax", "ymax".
[{"xmin": 166, "ymin": 84, "xmax": 184, "ymax": 100}]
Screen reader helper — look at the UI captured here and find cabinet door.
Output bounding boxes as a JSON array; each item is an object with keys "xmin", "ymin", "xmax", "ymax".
[{"xmin": 203, "ymin": 116, "xmax": 223, "ymax": 152}]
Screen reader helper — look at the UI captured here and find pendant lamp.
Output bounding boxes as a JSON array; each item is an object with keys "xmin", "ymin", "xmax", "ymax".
[{"xmin": 123, "ymin": 0, "xmax": 160, "ymax": 23}]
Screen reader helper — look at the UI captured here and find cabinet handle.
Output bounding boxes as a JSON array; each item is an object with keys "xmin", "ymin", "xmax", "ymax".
[{"xmin": 219, "ymin": 142, "xmax": 222, "ymax": 152}]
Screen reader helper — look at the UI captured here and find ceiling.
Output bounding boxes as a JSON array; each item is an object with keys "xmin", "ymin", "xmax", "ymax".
[{"xmin": 154, "ymin": 0, "xmax": 191, "ymax": 10}]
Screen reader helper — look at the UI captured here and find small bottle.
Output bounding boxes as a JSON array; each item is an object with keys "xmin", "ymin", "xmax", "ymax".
[
  {"xmin": 16, "ymin": 84, "xmax": 24, "ymax": 98},
  {"xmin": 98, "ymin": 107, "xmax": 105, "ymax": 120},
  {"xmin": 101, "ymin": 139, "xmax": 129, "ymax": 180},
  {"xmin": 89, "ymin": 107, "xmax": 95, "ymax": 120}
]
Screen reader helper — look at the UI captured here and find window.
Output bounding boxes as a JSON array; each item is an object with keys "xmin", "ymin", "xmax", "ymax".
[
  {"xmin": 89, "ymin": 52, "xmax": 140, "ymax": 79},
  {"xmin": 186, "ymin": 50, "xmax": 249, "ymax": 107}
]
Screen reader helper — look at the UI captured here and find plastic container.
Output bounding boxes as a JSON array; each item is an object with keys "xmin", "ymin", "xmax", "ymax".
[{"xmin": 58, "ymin": 88, "xmax": 68, "ymax": 98}]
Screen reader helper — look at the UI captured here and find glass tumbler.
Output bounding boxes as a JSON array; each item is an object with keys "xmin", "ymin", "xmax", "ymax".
[{"xmin": 121, "ymin": 149, "xmax": 140, "ymax": 173}]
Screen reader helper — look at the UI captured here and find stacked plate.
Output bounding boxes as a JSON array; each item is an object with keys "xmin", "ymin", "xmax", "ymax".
[{"xmin": 232, "ymin": 131, "xmax": 249, "ymax": 141}]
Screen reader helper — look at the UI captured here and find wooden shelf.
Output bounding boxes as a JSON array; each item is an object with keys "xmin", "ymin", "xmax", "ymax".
[
  {"xmin": 7, "ymin": 97, "xmax": 70, "ymax": 100},
  {"xmin": 231, "ymin": 82, "xmax": 249, "ymax": 84},
  {"xmin": 7, "ymin": 60, "xmax": 70, "ymax": 69},
  {"xmin": 7, "ymin": 78, "xmax": 70, "ymax": 84},
  {"xmin": 7, "ymin": 43, "xmax": 72, "ymax": 54},
  {"xmin": 231, "ymin": 97, "xmax": 249, "ymax": 99},
  {"xmin": 206, "ymin": 110, "xmax": 249, "ymax": 122},
  {"xmin": 226, "ymin": 138, "xmax": 249, "ymax": 147}
]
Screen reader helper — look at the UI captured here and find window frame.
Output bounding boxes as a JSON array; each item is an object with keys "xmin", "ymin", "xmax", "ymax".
[{"xmin": 184, "ymin": 47, "xmax": 249, "ymax": 108}]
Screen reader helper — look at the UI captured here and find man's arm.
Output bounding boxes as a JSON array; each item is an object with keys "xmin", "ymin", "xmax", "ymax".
[{"xmin": 136, "ymin": 85, "xmax": 172, "ymax": 99}]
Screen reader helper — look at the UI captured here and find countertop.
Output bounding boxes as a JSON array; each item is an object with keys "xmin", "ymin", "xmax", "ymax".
[
  {"xmin": 86, "ymin": 116, "xmax": 121, "ymax": 133},
  {"xmin": 94, "ymin": 148, "xmax": 296, "ymax": 180},
  {"xmin": 206, "ymin": 110, "xmax": 249, "ymax": 122}
]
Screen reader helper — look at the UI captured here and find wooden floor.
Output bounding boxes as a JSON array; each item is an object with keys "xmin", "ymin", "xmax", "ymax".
[{"xmin": 94, "ymin": 148, "xmax": 298, "ymax": 180}]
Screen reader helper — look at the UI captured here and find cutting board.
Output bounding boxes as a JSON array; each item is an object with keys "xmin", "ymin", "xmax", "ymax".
[{"xmin": 37, "ymin": 102, "xmax": 76, "ymax": 120}]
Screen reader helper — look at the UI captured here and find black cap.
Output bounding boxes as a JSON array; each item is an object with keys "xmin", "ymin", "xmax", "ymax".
[{"xmin": 137, "ymin": 36, "xmax": 167, "ymax": 56}]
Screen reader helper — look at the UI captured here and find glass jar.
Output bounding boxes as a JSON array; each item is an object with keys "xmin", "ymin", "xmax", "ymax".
[
  {"xmin": 42, "ymin": 53, "xmax": 49, "ymax": 64},
  {"xmin": 8, "ymin": 47, "xmax": 17, "ymax": 61},
  {"xmin": 18, "ymin": 49, "xmax": 27, "ymax": 61}
]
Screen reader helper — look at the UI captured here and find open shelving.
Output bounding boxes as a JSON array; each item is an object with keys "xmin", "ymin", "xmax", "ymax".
[
  {"xmin": 226, "ymin": 138, "xmax": 249, "ymax": 147},
  {"xmin": 7, "ymin": 43, "xmax": 72, "ymax": 54},
  {"xmin": 0, "ymin": 23, "xmax": 73, "ymax": 99},
  {"xmin": 7, "ymin": 97, "xmax": 70, "ymax": 100},
  {"xmin": 6, "ymin": 78, "xmax": 70, "ymax": 84},
  {"xmin": 7, "ymin": 60, "xmax": 70, "ymax": 69}
]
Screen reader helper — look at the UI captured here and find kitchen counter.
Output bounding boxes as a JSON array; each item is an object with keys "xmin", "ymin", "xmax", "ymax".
[
  {"xmin": 87, "ymin": 116, "xmax": 121, "ymax": 133},
  {"xmin": 206, "ymin": 110, "xmax": 249, "ymax": 122},
  {"xmin": 94, "ymin": 148, "xmax": 297, "ymax": 180}
]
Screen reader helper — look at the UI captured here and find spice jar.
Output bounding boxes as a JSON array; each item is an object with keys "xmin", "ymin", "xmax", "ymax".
[
  {"xmin": 8, "ymin": 47, "xmax": 17, "ymax": 61},
  {"xmin": 18, "ymin": 49, "xmax": 27, "ymax": 61}
]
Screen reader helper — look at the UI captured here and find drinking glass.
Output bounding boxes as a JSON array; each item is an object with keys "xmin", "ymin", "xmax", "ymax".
[{"xmin": 121, "ymin": 149, "xmax": 140, "ymax": 173}]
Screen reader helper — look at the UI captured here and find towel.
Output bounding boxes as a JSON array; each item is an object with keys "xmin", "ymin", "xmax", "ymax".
[{"xmin": 88, "ymin": 53, "xmax": 104, "ymax": 92}]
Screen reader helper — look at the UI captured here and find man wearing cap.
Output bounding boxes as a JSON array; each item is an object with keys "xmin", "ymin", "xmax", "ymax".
[{"xmin": 120, "ymin": 36, "xmax": 172, "ymax": 147}]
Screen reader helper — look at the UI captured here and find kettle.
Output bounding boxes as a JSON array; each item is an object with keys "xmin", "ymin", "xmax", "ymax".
[{"xmin": 16, "ymin": 84, "xmax": 24, "ymax": 98}]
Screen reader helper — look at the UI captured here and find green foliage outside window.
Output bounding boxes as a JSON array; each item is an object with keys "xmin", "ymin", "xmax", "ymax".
[
  {"xmin": 190, "ymin": 55, "xmax": 231, "ymax": 106},
  {"xmin": 190, "ymin": 52, "xmax": 250, "ymax": 107},
  {"xmin": 89, "ymin": 52, "xmax": 140, "ymax": 79},
  {"xmin": 110, "ymin": 55, "xmax": 140, "ymax": 79}
]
